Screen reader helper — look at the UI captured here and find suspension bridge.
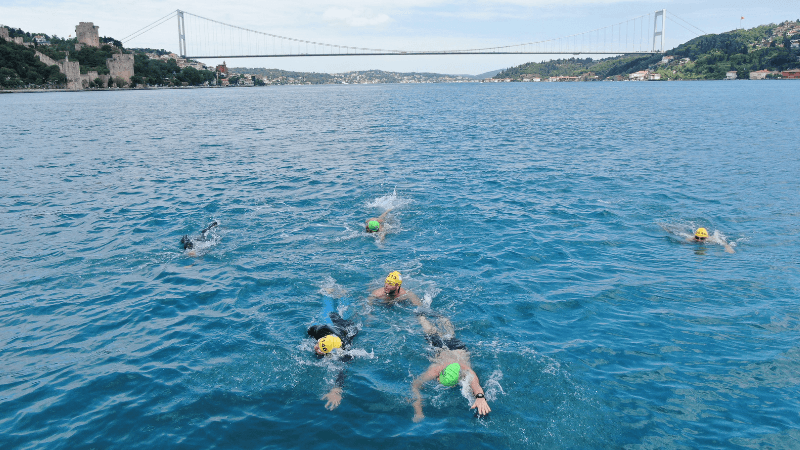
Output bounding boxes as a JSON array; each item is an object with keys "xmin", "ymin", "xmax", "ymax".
[{"xmin": 120, "ymin": 9, "xmax": 706, "ymax": 60}]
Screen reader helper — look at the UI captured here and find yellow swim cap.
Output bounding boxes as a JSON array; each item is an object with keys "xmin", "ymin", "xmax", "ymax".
[
  {"xmin": 695, "ymin": 228, "xmax": 709, "ymax": 239},
  {"xmin": 318, "ymin": 335, "xmax": 342, "ymax": 354},
  {"xmin": 385, "ymin": 271, "xmax": 402, "ymax": 286}
]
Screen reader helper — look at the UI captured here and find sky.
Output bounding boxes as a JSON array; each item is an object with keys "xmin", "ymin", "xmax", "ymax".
[{"xmin": 2, "ymin": 0, "xmax": 799, "ymax": 75}]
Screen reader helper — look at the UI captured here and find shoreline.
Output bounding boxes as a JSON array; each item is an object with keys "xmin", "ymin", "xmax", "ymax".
[{"xmin": 2, "ymin": 78, "xmax": 795, "ymax": 94}]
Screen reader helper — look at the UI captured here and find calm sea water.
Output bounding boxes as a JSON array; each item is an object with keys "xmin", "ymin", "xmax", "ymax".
[{"xmin": 1, "ymin": 81, "xmax": 799, "ymax": 450}]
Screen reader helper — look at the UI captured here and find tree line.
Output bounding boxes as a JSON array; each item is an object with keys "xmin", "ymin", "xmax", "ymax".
[{"xmin": 496, "ymin": 20, "xmax": 800, "ymax": 81}]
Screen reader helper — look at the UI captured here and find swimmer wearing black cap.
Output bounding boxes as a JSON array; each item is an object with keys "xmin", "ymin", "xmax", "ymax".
[{"xmin": 180, "ymin": 221, "xmax": 218, "ymax": 255}]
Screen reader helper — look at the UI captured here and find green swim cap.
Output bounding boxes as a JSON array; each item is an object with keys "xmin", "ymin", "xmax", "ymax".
[
  {"xmin": 439, "ymin": 363, "xmax": 461, "ymax": 386},
  {"xmin": 367, "ymin": 220, "xmax": 380, "ymax": 232}
]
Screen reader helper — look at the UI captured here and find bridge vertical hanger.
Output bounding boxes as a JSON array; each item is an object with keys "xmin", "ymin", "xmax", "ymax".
[
  {"xmin": 177, "ymin": 10, "xmax": 187, "ymax": 58},
  {"xmin": 652, "ymin": 9, "xmax": 665, "ymax": 52}
]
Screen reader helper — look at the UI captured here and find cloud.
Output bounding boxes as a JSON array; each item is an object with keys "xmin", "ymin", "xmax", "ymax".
[{"xmin": 323, "ymin": 8, "xmax": 392, "ymax": 27}]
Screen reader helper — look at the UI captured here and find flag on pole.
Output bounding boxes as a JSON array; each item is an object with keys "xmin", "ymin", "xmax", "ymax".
[{"xmin": 741, "ymin": 17, "xmax": 745, "ymax": 20}]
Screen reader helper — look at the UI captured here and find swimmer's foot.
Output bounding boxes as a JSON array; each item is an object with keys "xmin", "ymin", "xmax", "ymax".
[{"xmin": 438, "ymin": 318, "xmax": 455, "ymax": 338}]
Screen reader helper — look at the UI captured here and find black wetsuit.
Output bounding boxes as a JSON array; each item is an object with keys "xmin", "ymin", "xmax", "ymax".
[
  {"xmin": 181, "ymin": 221, "xmax": 218, "ymax": 250},
  {"xmin": 425, "ymin": 333, "xmax": 467, "ymax": 351},
  {"xmin": 307, "ymin": 312, "xmax": 359, "ymax": 386}
]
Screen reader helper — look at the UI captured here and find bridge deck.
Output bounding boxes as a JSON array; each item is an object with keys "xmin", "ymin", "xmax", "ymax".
[{"xmin": 186, "ymin": 51, "xmax": 660, "ymax": 58}]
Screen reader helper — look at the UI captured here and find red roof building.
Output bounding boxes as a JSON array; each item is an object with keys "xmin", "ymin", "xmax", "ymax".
[{"xmin": 781, "ymin": 69, "xmax": 800, "ymax": 79}]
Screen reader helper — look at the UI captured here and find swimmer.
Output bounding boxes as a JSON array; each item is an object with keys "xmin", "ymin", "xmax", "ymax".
[
  {"xmin": 365, "ymin": 209, "xmax": 392, "ymax": 242},
  {"xmin": 368, "ymin": 271, "xmax": 421, "ymax": 307},
  {"xmin": 689, "ymin": 227, "xmax": 735, "ymax": 253},
  {"xmin": 411, "ymin": 315, "xmax": 491, "ymax": 422},
  {"xmin": 307, "ymin": 297, "xmax": 360, "ymax": 410},
  {"xmin": 181, "ymin": 221, "xmax": 219, "ymax": 255}
]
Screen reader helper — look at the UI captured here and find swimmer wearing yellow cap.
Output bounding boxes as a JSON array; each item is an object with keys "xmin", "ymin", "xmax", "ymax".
[
  {"xmin": 693, "ymin": 227, "xmax": 709, "ymax": 241},
  {"xmin": 687, "ymin": 227, "xmax": 735, "ymax": 253},
  {"xmin": 307, "ymin": 299, "xmax": 360, "ymax": 410},
  {"xmin": 368, "ymin": 271, "xmax": 422, "ymax": 307}
]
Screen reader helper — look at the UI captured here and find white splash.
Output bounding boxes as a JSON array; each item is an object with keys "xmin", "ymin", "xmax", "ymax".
[{"xmin": 366, "ymin": 188, "xmax": 411, "ymax": 211}]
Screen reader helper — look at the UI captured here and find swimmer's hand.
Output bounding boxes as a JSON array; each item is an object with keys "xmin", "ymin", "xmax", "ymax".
[
  {"xmin": 322, "ymin": 387, "xmax": 342, "ymax": 410},
  {"xmin": 724, "ymin": 244, "xmax": 735, "ymax": 254},
  {"xmin": 471, "ymin": 397, "xmax": 491, "ymax": 417}
]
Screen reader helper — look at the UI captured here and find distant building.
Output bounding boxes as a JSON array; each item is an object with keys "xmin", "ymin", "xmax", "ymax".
[
  {"xmin": 726, "ymin": 71, "xmax": 738, "ymax": 80},
  {"xmin": 782, "ymin": 69, "xmax": 800, "ymax": 79},
  {"xmin": 649, "ymin": 73, "xmax": 661, "ymax": 81},
  {"xmin": 76, "ymin": 22, "xmax": 100, "ymax": 48},
  {"xmin": 629, "ymin": 70, "xmax": 648, "ymax": 81},
  {"xmin": 749, "ymin": 69, "xmax": 776, "ymax": 80},
  {"xmin": 791, "ymin": 40, "xmax": 799, "ymax": 48},
  {"xmin": 33, "ymin": 35, "xmax": 50, "ymax": 45},
  {"xmin": 216, "ymin": 62, "xmax": 228, "ymax": 75}
]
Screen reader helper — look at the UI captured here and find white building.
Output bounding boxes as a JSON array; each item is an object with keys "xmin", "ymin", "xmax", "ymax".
[
  {"xmin": 726, "ymin": 71, "xmax": 738, "ymax": 80},
  {"xmin": 629, "ymin": 71, "xmax": 648, "ymax": 81}
]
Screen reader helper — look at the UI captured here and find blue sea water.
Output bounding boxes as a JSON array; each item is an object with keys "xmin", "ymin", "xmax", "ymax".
[{"xmin": 1, "ymin": 81, "xmax": 799, "ymax": 450}]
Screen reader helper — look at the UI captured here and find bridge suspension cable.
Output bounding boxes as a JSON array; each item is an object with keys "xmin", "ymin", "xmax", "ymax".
[
  {"xmin": 666, "ymin": 12, "xmax": 707, "ymax": 37},
  {"xmin": 179, "ymin": 10, "xmax": 664, "ymax": 58},
  {"xmin": 121, "ymin": 10, "xmax": 178, "ymax": 44},
  {"xmin": 120, "ymin": 9, "xmax": 676, "ymax": 58}
]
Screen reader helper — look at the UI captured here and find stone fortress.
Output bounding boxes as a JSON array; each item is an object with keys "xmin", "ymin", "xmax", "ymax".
[{"xmin": 0, "ymin": 21, "xmax": 134, "ymax": 90}]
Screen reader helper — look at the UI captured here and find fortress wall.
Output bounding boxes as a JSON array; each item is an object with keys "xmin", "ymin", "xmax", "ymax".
[
  {"xmin": 81, "ymin": 71, "xmax": 110, "ymax": 88},
  {"xmin": 34, "ymin": 50, "xmax": 58, "ymax": 66},
  {"xmin": 35, "ymin": 50, "xmax": 82, "ymax": 90},
  {"xmin": 0, "ymin": 26, "xmax": 9, "ymax": 41}
]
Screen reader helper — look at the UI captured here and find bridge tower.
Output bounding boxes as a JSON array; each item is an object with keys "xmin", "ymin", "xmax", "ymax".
[
  {"xmin": 653, "ymin": 9, "xmax": 666, "ymax": 52},
  {"xmin": 177, "ymin": 10, "xmax": 187, "ymax": 58}
]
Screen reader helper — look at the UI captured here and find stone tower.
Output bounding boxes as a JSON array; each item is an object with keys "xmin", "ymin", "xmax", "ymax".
[
  {"xmin": 76, "ymin": 22, "xmax": 99, "ymax": 47},
  {"xmin": 0, "ymin": 26, "xmax": 9, "ymax": 41},
  {"xmin": 107, "ymin": 53, "xmax": 135, "ymax": 84}
]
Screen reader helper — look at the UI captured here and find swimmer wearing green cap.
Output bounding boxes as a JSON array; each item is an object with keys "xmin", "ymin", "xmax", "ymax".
[
  {"xmin": 365, "ymin": 209, "xmax": 392, "ymax": 241},
  {"xmin": 411, "ymin": 316, "xmax": 491, "ymax": 422}
]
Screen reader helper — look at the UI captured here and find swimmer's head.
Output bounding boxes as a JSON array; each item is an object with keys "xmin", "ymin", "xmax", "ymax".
[
  {"xmin": 385, "ymin": 271, "xmax": 402, "ymax": 287},
  {"xmin": 439, "ymin": 363, "xmax": 461, "ymax": 387},
  {"xmin": 181, "ymin": 235, "xmax": 194, "ymax": 250},
  {"xmin": 317, "ymin": 335, "xmax": 342, "ymax": 354},
  {"xmin": 367, "ymin": 220, "xmax": 381, "ymax": 232},
  {"xmin": 694, "ymin": 227, "xmax": 709, "ymax": 240}
]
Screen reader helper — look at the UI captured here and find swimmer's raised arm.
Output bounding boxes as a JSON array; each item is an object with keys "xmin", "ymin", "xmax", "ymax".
[
  {"xmin": 466, "ymin": 368, "xmax": 491, "ymax": 416},
  {"xmin": 377, "ymin": 209, "xmax": 392, "ymax": 222},
  {"xmin": 723, "ymin": 243, "xmax": 735, "ymax": 254},
  {"xmin": 411, "ymin": 363, "xmax": 446, "ymax": 422},
  {"xmin": 403, "ymin": 290, "xmax": 422, "ymax": 307}
]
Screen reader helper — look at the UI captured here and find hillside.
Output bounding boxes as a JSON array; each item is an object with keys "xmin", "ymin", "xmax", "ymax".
[
  {"xmin": 495, "ymin": 20, "xmax": 800, "ymax": 80},
  {"xmin": 1, "ymin": 26, "xmax": 216, "ymax": 89}
]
